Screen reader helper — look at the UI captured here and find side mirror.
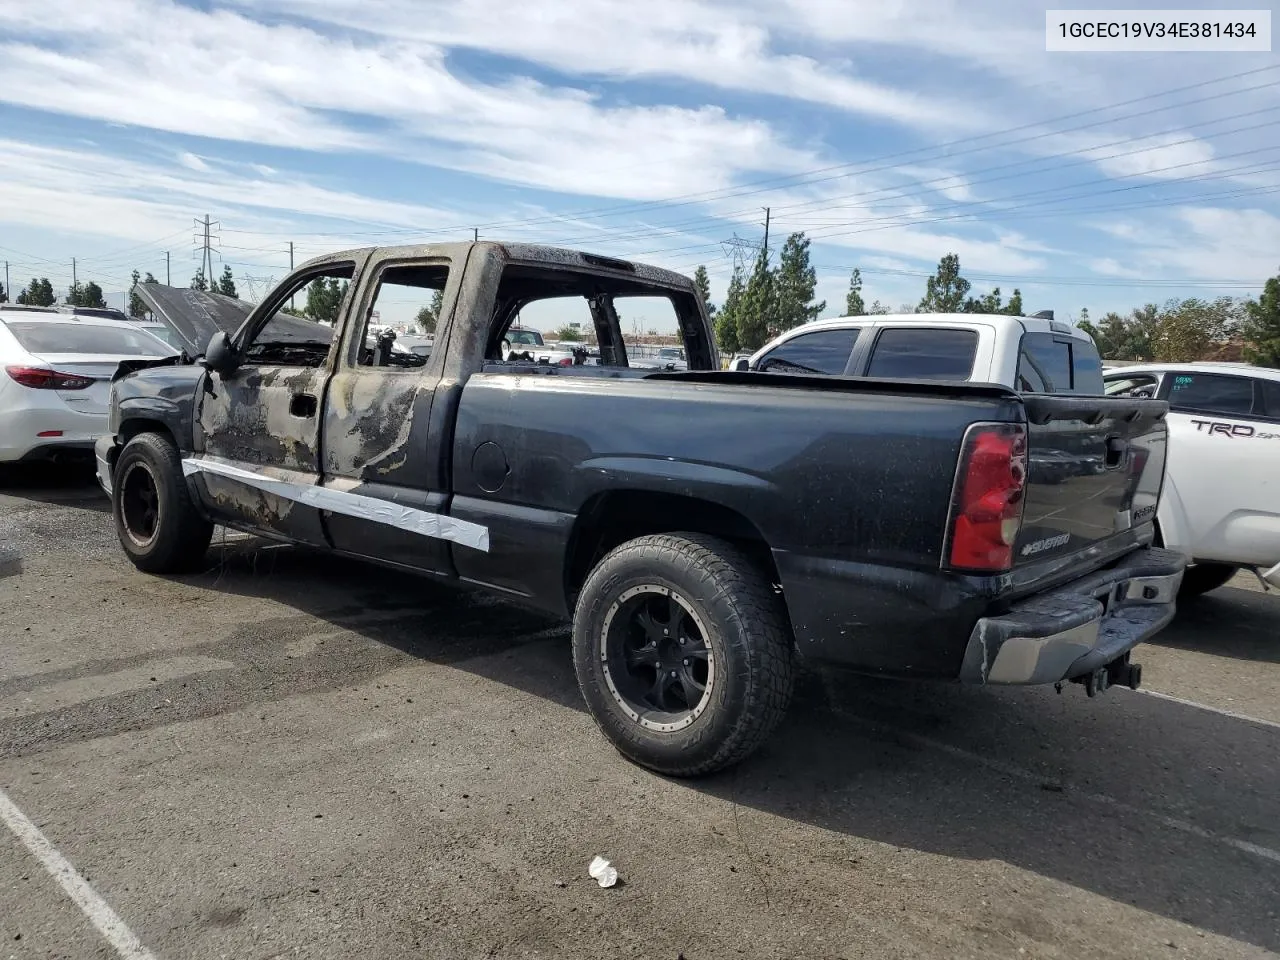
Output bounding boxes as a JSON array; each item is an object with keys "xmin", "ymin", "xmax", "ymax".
[
  {"xmin": 732, "ymin": 357, "xmax": 751, "ymax": 372},
  {"xmin": 203, "ymin": 331, "xmax": 238, "ymax": 374}
]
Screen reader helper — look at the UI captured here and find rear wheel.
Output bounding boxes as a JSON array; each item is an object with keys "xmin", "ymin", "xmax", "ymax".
[
  {"xmin": 112, "ymin": 432, "xmax": 213, "ymax": 573},
  {"xmin": 572, "ymin": 533, "xmax": 795, "ymax": 777},
  {"xmin": 1178, "ymin": 562, "xmax": 1239, "ymax": 598}
]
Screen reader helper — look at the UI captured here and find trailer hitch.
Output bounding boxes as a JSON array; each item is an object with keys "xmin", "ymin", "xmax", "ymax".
[{"xmin": 1069, "ymin": 653, "xmax": 1142, "ymax": 697}]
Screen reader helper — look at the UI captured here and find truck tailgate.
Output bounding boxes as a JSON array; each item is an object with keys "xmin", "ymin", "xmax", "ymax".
[{"xmin": 1013, "ymin": 395, "xmax": 1168, "ymax": 569}]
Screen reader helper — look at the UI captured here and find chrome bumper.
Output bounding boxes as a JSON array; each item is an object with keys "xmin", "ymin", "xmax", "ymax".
[{"xmin": 959, "ymin": 546, "xmax": 1186, "ymax": 686}]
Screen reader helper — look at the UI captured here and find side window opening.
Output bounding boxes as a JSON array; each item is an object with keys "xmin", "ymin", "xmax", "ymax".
[
  {"xmin": 865, "ymin": 328, "xmax": 976, "ymax": 380},
  {"xmin": 244, "ymin": 263, "xmax": 354, "ymax": 368},
  {"xmin": 349, "ymin": 263, "xmax": 448, "ymax": 370},
  {"xmin": 486, "ymin": 265, "xmax": 710, "ymax": 370},
  {"xmin": 1167, "ymin": 372, "xmax": 1257, "ymax": 417},
  {"xmin": 1104, "ymin": 374, "xmax": 1159, "ymax": 398},
  {"xmin": 756, "ymin": 329, "xmax": 857, "ymax": 375},
  {"xmin": 1016, "ymin": 333, "xmax": 1102, "ymax": 394}
]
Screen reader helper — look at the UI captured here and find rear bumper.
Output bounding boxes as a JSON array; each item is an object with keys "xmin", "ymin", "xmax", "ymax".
[{"xmin": 958, "ymin": 546, "xmax": 1186, "ymax": 685}]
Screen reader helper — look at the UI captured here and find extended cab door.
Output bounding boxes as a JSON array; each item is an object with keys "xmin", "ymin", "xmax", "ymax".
[
  {"xmin": 188, "ymin": 257, "xmax": 366, "ymax": 543},
  {"xmin": 1152, "ymin": 370, "xmax": 1280, "ymax": 565},
  {"xmin": 317, "ymin": 254, "xmax": 471, "ymax": 575}
]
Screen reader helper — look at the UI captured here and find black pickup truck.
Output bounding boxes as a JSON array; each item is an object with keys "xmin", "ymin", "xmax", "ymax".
[{"xmin": 99, "ymin": 242, "xmax": 1184, "ymax": 775}]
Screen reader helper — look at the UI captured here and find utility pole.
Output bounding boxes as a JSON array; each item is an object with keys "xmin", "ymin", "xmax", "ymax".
[
  {"xmin": 473, "ymin": 228, "xmax": 479, "ymax": 241},
  {"xmin": 3, "ymin": 261, "xmax": 8, "ymax": 303},
  {"xmin": 761, "ymin": 207, "xmax": 771, "ymax": 260},
  {"xmin": 165, "ymin": 251, "xmax": 170, "ymax": 286},
  {"xmin": 289, "ymin": 242, "xmax": 295, "ymax": 311},
  {"xmin": 72, "ymin": 257, "xmax": 77, "ymax": 291}
]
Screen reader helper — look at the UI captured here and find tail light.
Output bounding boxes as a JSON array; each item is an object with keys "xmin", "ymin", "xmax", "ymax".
[
  {"xmin": 558, "ymin": 357, "xmax": 573, "ymax": 366},
  {"xmin": 5, "ymin": 366, "xmax": 95, "ymax": 390},
  {"xmin": 946, "ymin": 422, "xmax": 1028, "ymax": 572}
]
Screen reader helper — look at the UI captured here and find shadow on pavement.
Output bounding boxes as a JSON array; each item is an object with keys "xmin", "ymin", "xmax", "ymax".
[
  {"xmin": 5, "ymin": 539, "xmax": 1276, "ymax": 953},
  {"xmin": 1148, "ymin": 585, "xmax": 1279, "ymax": 664},
  {"xmin": 0, "ymin": 462, "xmax": 108, "ymax": 513}
]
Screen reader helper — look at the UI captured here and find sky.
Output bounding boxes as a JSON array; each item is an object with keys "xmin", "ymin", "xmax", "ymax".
[{"xmin": 0, "ymin": 0, "xmax": 1277, "ymax": 332}]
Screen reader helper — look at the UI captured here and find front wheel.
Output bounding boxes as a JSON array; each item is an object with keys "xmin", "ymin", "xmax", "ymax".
[
  {"xmin": 111, "ymin": 433, "xmax": 213, "ymax": 573},
  {"xmin": 572, "ymin": 533, "xmax": 795, "ymax": 777}
]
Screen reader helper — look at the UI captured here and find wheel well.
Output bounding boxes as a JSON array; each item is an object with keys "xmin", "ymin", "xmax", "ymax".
[
  {"xmin": 563, "ymin": 490, "xmax": 782, "ymax": 604},
  {"xmin": 119, "ymin": 418, "xmax": 176, "ymax": 447}
]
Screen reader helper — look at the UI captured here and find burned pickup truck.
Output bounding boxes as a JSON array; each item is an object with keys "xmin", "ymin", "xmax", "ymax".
[{"xmin": 99, "ymin": 242, "xmax": 1184, "ymax": 775}]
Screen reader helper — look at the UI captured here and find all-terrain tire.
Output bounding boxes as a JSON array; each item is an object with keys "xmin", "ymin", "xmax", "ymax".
[
  {"xmin": 111, "ymin": 432, "xmax": 213, "ymax": 574},
  {"xmin": 1178, "ymin": 562, "xmax": 1239, "ymax": 598},
  {"xmin": 572, "ymin": 533, "xmax": 795, "ymax": 777}
]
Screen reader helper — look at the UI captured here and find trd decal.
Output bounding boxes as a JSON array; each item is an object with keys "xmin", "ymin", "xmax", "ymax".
[{"xmin": 1189, "ymin": 420, "xmax": 1255, "ymax": 438}]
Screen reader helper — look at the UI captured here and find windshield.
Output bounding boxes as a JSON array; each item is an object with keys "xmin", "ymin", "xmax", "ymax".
[
  {"xmin": 508, "ymin": 330, "xmax": 544, "ymax": 346},
  {"xmin": 142, "ymin": 325, "xmax": 186, "ymax": 350},
  {"xmin": 4, "ymin": 321, "xmax": 173, "ymax": 357}
]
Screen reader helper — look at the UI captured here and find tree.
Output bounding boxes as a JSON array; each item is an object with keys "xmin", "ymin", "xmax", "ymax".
[
  {"xmin": 773, "ymin": 232, "xmax": 824, "ymax": 331},
  {"xmin": 304, "ymin": 277, "xmax": 347, "ymax": 324},
  {"xmin": 1241, "ymin": 269, "xmax": 1280, "ymax": 368},
  {"xmin": 845, "ymin": 267, "xmax": 865, "ymax": 316},
  {"xmin": 17, "ymin": 278, "xmax": 56, "ymax": 306},
  {"xmin": 1151, "ymin": 296, "xmax": 1241, "ymax": 362},
  {"xmin": 962, "ymin": 286, "xmax": 1004, "ymax": 314},
  {"xmin": 67, "ymin": 281, "xmax": 106, "ymax": 308},
  {"xmin": 553, "ymin": 324, "xmax": 582, "ymax": 342},
  {"xmin": 919, "ymin": 253, "xmax": 970, "ymax": 313},
  {"xmin": 144, "ymin": 272, "xmax": 158, "ymax": 284},
  {"xmin": 735, "ymin": 249, "xmax": 776, "ymax": 352},
  {"xmin": 0, "ymin": 281, "xmax": 6, "ymax": 303},
  {"xmin": 414, "ymin": 288, "xmax": 445, "ymax": 334},
  {"xmin": 128, "ymin": 270, "xmax": 148, "ymax": 318},
  {"xmin": 867, "ymin": 299, "xmax": 890, "ymax": 315},
  {"xmin": 1005, "ymin": 289, "xmax": 1023, "ymax": 316},
  {"xmin": 216, "ymin": 266, "xmax": 237, "ymax": 298},
  {"xmin": 692, "ymin": 265, "xmax": 716, "ymax": 319},
  {"xmin": 715, "ymin": 261, "xmax": 745, "ymax": 354},
  {"xmin": 190, "ymin": 269, "xmax": 208, "ymax": 292}
]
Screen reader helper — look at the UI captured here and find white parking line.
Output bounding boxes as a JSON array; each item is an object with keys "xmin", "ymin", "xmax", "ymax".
[
  {"xmin": 1130, "ymin": 687, "xmax": 1280, "ymax": 732},
  {"xmin": 0, "ymin": 787, "xmax": 158, "ymax": 960}
]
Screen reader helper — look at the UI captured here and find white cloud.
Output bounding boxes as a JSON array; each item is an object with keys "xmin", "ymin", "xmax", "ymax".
[
  {"xmin": 0, "ymin": 0, "xmax": 819, "ymax": 203},
  {"xmin": 1088, "ymin": 258, "xmax": 1144, "ymax": 279},
  {"xmin": 224, "ymin": 0, "xmax": 975, "ymax": 131}
]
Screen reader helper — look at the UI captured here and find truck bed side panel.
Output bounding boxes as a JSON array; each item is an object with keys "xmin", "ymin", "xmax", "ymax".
[{"xmin": 447, "ymin": 374, "xmax": 1018, "ymax": 652}]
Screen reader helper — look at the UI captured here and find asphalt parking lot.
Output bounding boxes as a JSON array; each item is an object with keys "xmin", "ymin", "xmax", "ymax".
[{"xmin": 1, "ymin": 465, "xmax": 1277, "ymax": 960}]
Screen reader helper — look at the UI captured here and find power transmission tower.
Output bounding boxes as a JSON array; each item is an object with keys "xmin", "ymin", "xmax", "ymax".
[
  {"xmin": 761, "ymin": 207, "xmax": 771, "ymax": 260},
  {"xmin": 721, "ymin": 233, "xmax": 761, "ymax": 273},
  {"xmin": 240, "ymin": 274, "xmax": 277, "ymax": 304},
  {"xmin": 193, "ymin": 214, "xmax": 221, "ymax": 287}
]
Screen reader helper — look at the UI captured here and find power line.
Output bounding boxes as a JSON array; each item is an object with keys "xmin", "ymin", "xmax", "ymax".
[{"xmin": 214, "ymin": 65, "xmax": 1280, "ymax": 244}]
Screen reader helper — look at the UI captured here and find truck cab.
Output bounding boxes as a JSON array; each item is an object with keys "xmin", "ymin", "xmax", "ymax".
[{"xmin": 741, "ymin": 312, "xmax": 1104, "ymax": 395}]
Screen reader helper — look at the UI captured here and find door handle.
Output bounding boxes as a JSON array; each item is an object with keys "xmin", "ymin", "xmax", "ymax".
[{"xmin": 290, "ymin": 393, "xmax": 318, "ymax": 418}]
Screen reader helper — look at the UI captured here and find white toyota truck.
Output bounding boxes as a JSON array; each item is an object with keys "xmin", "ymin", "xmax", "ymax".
[
  {"xmin": 738, "ymin": 314, "xmax": 1278, "ymax": 597},
  {"xmin": 1102, "ymin": 362, "xmax": 1280, "ymax": 595}
]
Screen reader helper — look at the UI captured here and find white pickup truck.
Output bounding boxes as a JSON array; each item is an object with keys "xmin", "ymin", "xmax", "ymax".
[
  {"xmin": 737, "ymin": 311, "xmax": 1104, "ymax": 392},
  {"xmin": 1103, "ymin": 362, "xmax": 1280, "ymax": 595},
  {"xmin": 739, "ymin": 314, "xmax": 1278, "ymax": 597}
]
